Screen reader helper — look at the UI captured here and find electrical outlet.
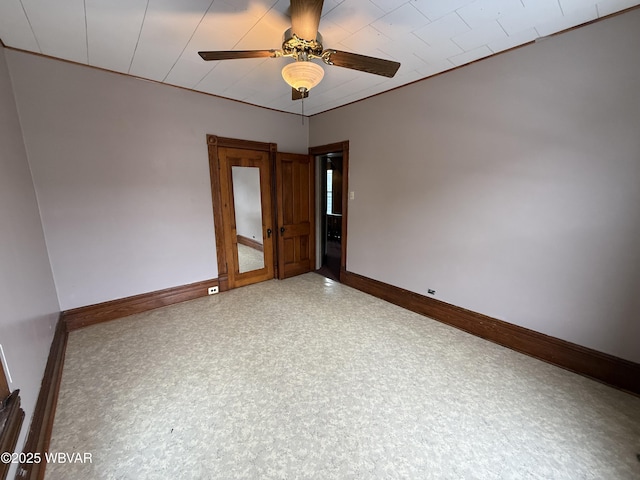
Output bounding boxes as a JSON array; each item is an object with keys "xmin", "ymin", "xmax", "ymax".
[
  {"xmin": 427, "ymin": 289, "xmax": 436, "ymax": 295},
  {"xmin": 208, "ymin": 286, "xmax": 219, "ymax": 295}
]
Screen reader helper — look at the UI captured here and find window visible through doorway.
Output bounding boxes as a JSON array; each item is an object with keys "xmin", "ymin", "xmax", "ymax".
[{"xmin": 326, "ymin": 169, "xmax": 333, "ymax": 215}]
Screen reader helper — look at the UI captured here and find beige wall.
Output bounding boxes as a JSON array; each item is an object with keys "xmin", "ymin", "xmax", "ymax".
[
  {"xmin": 310, "ymin": 9, "xmax": 640, "ymax": 363},
  {"xmin": 0, "ymin": 47, "xmax": 60, "ymax": 470},
  {"xmin": 7, "ymin": 50, "xmax": 308, "ymax": 310}
]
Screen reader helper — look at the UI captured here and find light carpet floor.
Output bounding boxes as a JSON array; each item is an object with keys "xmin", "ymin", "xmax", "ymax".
[
  {"xmin": 237, "ymin": 243, "xmax": 264, "ymax": 273},
  {"xmin": 46, "ymin": 273, "xmax": 640, "ymax": 479}
]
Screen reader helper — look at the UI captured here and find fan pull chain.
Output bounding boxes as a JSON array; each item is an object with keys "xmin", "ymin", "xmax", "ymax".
[{"xmin": 301, "ymin": 96, "xmax": 305, "ymax": 125}]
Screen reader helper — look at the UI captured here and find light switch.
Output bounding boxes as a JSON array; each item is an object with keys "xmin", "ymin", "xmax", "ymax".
[{"xmin": 349, "ymin": 191, "xmax": 355, "ymax": 200}]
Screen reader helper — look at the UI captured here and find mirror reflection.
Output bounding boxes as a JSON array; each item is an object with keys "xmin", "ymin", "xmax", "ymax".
[{"xmin": 232, "ymin": 166, "xmax": 265, "ymax": 273}]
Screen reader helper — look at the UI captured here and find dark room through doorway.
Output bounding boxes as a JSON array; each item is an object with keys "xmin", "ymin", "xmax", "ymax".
[{"xmin": 318, "ymin": 153, "xmax": 343, "ymax": 281}]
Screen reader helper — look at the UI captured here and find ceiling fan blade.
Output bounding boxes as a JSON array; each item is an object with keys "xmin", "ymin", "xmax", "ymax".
[
  {"xmin": 198, "ymin": 50, "xmax": 279, "ymax": 61},
  {"xmin": 292, "ymin": 88, "xmax": 309, "ymax": 101},
  {"xmin": 322, "ymin": 50, "xmax": 400, "ymax": 78},
  {"xmin": 290, "ymin": 0, "xmax": 324, "ymax": 41}
]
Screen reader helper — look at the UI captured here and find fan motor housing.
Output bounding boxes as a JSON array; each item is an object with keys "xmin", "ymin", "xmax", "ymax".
[{"xmin": 282, "ymin": 28, "xmax": 323, "ymax": 60}]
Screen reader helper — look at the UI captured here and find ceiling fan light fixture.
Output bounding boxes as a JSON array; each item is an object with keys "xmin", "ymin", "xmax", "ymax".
[{"xmin": 281, "ymin": 61, "xmax": 324, "ymax": 92}]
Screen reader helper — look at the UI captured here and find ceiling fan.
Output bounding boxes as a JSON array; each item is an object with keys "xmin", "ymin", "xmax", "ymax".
[{"xmin": 198, "ymin": 0, "xmax": 401, "ymax": 101}]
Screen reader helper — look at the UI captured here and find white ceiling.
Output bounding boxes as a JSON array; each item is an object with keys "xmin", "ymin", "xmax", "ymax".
[{"xmin": 1, "ymin": 0, "xmax": 638, "ymax": 116}]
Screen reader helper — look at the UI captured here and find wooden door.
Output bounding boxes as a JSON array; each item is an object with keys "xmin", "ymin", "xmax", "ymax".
[
  {"xmin": 219, "ymin": 147, "xmax": 275, "ymax": 288},
  {"xmin": 276, "ymin": 152, "xmax": 315, "ymax": 279}
]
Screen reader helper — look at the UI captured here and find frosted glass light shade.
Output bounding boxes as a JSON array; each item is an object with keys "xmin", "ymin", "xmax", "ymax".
[{"xmin": 281, "ymin": 61, "xmax": 324, "ymax": 92}]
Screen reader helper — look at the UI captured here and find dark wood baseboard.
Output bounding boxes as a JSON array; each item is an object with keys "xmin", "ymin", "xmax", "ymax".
[
  {"xmin": 342, "ymin": 270, "xmax": 640, "ymax": 395},
  {"xmin": 62, "ymin": 278, "xmax": 219, "ymax": 331},
  {"xmin": 17, "ymin": 317, "xmax": 67, "ymax": 480},
  {"xmin": 237, "ymin": 235, "xmax": 264, "ymax": 252}
]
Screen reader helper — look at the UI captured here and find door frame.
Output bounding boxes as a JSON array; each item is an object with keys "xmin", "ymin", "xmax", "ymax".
[
  {"xmin": 309, "ymin": 141, "xmax": 349, "ymax": 282},
  {"xmin": 207, "ymin": 135, "xmax": 278, "ymax": 292}
]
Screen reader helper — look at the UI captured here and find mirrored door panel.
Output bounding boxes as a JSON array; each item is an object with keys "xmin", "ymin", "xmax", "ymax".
[{"xmin": 231, "ymin": 166, "xmax": 265, "ymax": 273}]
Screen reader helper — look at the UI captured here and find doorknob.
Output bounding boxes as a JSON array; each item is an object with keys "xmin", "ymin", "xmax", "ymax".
[
  {"xmin": 267, "ymin": 228, "xmax": 272, "ymax": 238},
  {"xmin": 280, "ymin": 227, "xmax": 285, "ymax": 235}
]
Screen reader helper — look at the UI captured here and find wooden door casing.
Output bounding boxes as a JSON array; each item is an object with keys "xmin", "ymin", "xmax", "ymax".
[
  {"xmin": 309, "ymin": 141, "xmax": 349, "ymax": 282},
  {"xmin": 276, "ymin": 152, "xmax": 315, "ymax": 279}
]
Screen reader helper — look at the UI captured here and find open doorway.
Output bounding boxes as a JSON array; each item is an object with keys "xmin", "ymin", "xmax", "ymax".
[
  {"xmin": 310, "ymin": 141, "xmax": 349, "ymax": 283},
  {"xmin": 318, "ymin": 154, "xmax": 343, "ymax": 281}
]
